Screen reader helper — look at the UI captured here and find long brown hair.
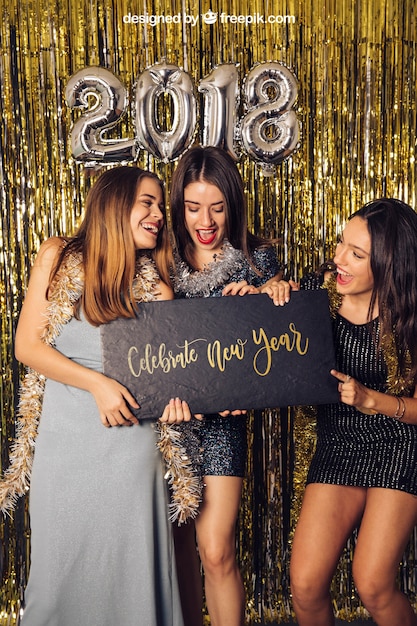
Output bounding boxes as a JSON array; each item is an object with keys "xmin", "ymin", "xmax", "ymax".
[
  {"xmin": 170, "ymin": 145, "xmax": 275, "ymax": 270},
  {"xmin": 48, "ymin": 166, "xmax": 172, "ymax": 325},
  {"xmin": 353, "ymin": 198, "xmax": 417, "ymax": 379}
]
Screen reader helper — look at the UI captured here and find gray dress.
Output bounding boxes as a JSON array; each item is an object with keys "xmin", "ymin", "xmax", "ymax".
[{"xmin": 21, "ymin": 315, "xmax": 184, "ymax": 626}]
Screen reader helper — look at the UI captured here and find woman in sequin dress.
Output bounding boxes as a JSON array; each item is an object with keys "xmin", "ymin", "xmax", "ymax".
[
  {"xmin": 14, "ymin": 166, "xmax": 190, "ymax": 626},
  {"xmin": 290, "ymin": 199, "xmax": 417, "ymax": 626},
  {"xmin": 169, "ymin": 146, "xmax": 288, "ymax": 626}
]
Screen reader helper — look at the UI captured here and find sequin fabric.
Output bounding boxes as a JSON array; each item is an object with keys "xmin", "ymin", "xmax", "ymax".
[
  {"xmin": 173, "ymin": 240, "xmax": 281, "ymax": 299},
  {"xmin": 302, "ymin": 273, "xmax": 417, "ymax": 494},
  {"xmin": 175, "ymin": 244, "xmax": 281, "ymax": 476}
]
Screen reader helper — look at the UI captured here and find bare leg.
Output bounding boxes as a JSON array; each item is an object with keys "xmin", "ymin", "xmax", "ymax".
[
  {"xmin": 195, "ymin": 475, "xmax": 245, "ymax": 626},
  {"xmin": 290, "ymin": 483, "xmax": 367, "ymax": 626},
  {"xmin": 353, "ymin": 488, "xmax": 417, "ymax": 626},
  {"xmin": 172, "ymin": 520, "xmax": 204, "ymax": 626}
]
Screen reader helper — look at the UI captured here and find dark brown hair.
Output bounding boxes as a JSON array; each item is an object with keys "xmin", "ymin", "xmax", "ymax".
[
  {"xmin": 170, "ymin": 146, "xmax": 274, "ymax": 270},
  {"xmin": 353, "ymin": 198, "xmax": 417, "ymax": 379}
]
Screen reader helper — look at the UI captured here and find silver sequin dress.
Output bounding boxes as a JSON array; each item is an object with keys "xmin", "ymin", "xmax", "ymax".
[
  {"xmin": 21, "ymin": 315, "xmax": 184, "ymax": 626},
  {"xmin": 173, "ymin": 244, "xmax": 281, "ymax": 476},
  {"xmin": 302, "ymin": 273, "xmax": 417, "ymax": 494}
]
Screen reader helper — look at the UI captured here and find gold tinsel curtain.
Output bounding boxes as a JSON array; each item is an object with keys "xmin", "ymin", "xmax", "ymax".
[{"xmin": 1, "ymin": 0, "xmax": 416, "ymax": 623}]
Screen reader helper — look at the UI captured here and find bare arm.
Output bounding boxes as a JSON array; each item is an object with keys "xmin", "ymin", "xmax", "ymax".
[
  {"xmin": 15, "ymin": 238, "xmax": 140, "ymax": 427},
  {"xmin": 332, "ymin": 369, "xmax": 417, "ymax": 425}
]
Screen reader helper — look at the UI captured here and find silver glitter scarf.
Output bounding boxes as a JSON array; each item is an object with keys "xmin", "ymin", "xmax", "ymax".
[{"xmin": 173, "ymin": 239, "xmax": 246, "ymax": 297}]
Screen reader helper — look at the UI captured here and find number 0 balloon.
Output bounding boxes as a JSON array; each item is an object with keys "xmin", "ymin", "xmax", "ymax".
[{"xmin": 134, "ymin": 61, "xmax": 197, "ymax": 162}]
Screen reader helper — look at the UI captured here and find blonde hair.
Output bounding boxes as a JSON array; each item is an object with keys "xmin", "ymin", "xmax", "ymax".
[{"xmin": 48, "ymin": 166, "xmax": 173, "ymax": 325}]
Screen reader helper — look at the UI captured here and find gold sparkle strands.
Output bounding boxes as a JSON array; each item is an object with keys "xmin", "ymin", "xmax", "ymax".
[
  {"xmin": 156, "ymin": 422, "xmax": 203, "ymax": 524},
  {"xmin": 323, "ymin": 274, "xmax": 413, "ymax": 396}
]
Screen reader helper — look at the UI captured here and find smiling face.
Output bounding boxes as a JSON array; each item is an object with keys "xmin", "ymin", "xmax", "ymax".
[
  {"xmin": 183, "ymin": 180, "xmax": 227, "ymax": 262},
  {"xmin": 333, "ymin": 215, "xmax": 374, "ymax": 300},
  {"xmin": 130, "ymin": 176, "xmax": 164, "ymax": 250}
]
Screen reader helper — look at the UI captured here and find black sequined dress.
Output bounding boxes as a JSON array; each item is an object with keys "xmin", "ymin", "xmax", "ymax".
[
  {"xmin": 173, "ymin": 242, "xmax": 281, "ymax": 476},
  {"xmin": 302, "ymin": 273, "xmax": 417, "ymax": 495}
]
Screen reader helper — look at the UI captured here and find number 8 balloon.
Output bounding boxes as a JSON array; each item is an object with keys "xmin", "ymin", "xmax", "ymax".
[{"xmin": 240, "ymin": 62, "xmax": 300, "ymax": 173}]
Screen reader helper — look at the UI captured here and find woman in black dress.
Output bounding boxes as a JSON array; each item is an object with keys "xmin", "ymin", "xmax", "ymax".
[
  {"xmin": 290, "ymin": 198, "xmax": 417, "ymax": 626},
  {"xmin": 169, "ymin": 146, "xmax": 287, "ymax": 626}
]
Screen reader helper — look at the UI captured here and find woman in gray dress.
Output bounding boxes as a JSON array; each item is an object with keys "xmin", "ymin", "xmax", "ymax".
[{"xmin": 14, "ymin": 166, "xmax": 190, "ymax": 626}]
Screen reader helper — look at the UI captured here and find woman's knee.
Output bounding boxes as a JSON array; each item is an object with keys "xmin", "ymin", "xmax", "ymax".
[
  {"xmin": 198, "ymin": 537, "xmax": 236, "ymax": 575},
  {"xmin": 353, "ymin": 563, "xmax": 394, "ymax": 612},
  {"xmin": 290, "ymin": 565, "xmax": 330, "ymax": 609}
]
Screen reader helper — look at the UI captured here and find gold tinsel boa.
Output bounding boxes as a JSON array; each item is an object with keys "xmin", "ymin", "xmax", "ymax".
[
  {"xmin": 156, "ymin": 422, "xmax": 203, "ymax": 524},
  {"xmin": 0, "ymin": 251, "xmax": 202, "ymax": 521},
  {"xmin": 323, "ymin": 273, "xmax": 412, "ymax": 395}
]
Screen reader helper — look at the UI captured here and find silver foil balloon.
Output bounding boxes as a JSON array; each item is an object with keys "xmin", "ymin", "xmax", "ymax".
[
  {"xmin": 240, "ymin": 62, "xmax": 299, "ymax": 170},
  {"xmin": 199, "ymin": 63, "xmax": 240, "ymax": 159},
  {"xmin": 134, "ymin": 61, "xmax": 197, "ymax": 162},
  {"xmin": 65, "ymin": 67, "xmax": 136, "ymax": 165}
]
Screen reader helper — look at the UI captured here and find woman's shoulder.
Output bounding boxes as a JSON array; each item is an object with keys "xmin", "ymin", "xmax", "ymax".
[
  {"xmin": 33, "ymin": 236, "xmax": 67, "ymax": 269},
  {"xmin": 37, "ymin": 236, "xmax": 66, "ymax": 257},
  {"xmin": 154, "ymin": 279, "xmax": 174, "ymax": 301},
  {"xmin": 251, "ymin": 244, "xmax": 280, "ymax": 271},
  {"xmin": 252, "ymin": 243, "xmax": 277, "ymax": 260},
  {"xmin": 300, "ymin": 262, "xmax": 336, "ymax": 290}
]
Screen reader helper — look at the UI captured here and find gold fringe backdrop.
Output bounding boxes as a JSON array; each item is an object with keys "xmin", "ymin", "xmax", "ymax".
[{"xmin": 1, "ymin": 0, "xmax": 416, "ymax": 622}]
